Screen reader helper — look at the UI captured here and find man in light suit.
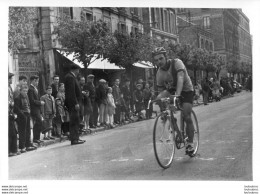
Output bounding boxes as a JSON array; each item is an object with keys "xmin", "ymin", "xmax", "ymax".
[
  {"xmin": 64, "ymin": 64, "xmax": 85, "ymax": 145},
  {"xmin": 28, "ymin": 75, "xmax": 45, "ymax": 144}
]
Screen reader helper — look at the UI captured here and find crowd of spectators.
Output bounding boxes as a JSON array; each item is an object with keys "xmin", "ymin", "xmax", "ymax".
[{"xmin": 8, "ymin": 68, "xmax": 155, "ymax": 155}]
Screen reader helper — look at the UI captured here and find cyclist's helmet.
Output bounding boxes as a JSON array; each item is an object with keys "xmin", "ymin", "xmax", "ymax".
[{"xmin": 152, "ymin": 47, "xmax": 167, "ymax": 57}]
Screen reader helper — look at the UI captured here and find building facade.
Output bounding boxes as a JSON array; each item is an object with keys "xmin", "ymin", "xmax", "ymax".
[
  {"xmin": 10, "ymin": 7, "xmax": 145, "ymax": 92},
  {"xmin": 237, "ymin": 9, "xmax": 252, "ymax": 65},
  {"xmin": 142, "ymin": 8, "xmax": 179, "ymax": 85},
  {"xmin": 176, "ymin": 8, "xmax": 252, "ymax": 78}
]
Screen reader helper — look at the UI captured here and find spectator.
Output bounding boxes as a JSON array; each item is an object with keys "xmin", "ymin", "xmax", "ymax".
[
  {"xmin": 51, "ymin": 75, "xmax": 59, "ymax": 99},
  {"xmin": 40, "ymin": 86, "xmax": 56, "ymax": 140},
  {"xmin": 143, "ymin": 83, "xmax": 152, "ymax": 119},
  {"xmin": 121, "ymin": 78, "xmax": 132, "ymax": 121},
  {"xmin": 119, "ymin": 93, "xmax": 127, "ymax": 124},
  {"xmin": 112, "ymin": 79, "xmax": 121, "ymax": 124},
  {"xmin": 8, "ymin": 72, "xmax": 20, "ymax": 157},
  {"xmin": 96, "ymin": 79, "xmax": 108, "ymax": 127},
  {"xmin": 247, "ymin": 75, "xmax": 252, "ymax": 92},
  {"xmin": 133, "ymin": 83, "xmax": 144, "ymax": 120},
  {"xmin": 78, "ymin": 76, "xmax": 87, "ymax": 132},
  {"xmin": 85, "ymin": 74, "xmax": 98, "ymax": 128},
  {"xmin": 212, "ymin": 78, "xmax": 221, "ymax": 101},
  {"xmin": 57, "ymin": 83, "xmax": 70, "ymax": 137},
  {"xmin": 82, "ymin": 87, "xmax": 93, "ymax": 131},
  {"xmin": 202, "ymin": 78, "xmax": 210, "ymax": 105},
  {"xmin": 106, "ymin": 87, "xmax": 115, "ymax": 129},
  {"xmin": 208, "ymin": 77, "xmax": 214, "ymax": 102},
  {"xmin": 53, "ymin": 98, "xmax": 65, "ymax": 138},
  {"xmin": 194, "ymin": 82, "xmax": 201, "ymax": 105},
  {"xmin": 64, "ymin": 64, "xmax": 85, "ymax": 145},
  {"xmin": 28, "ymin": 75, "xmax": 45, "ymax": 144},
  {"xmin": 14, "ymin": 75, "xmax": 28, "ymax": 99},
  {"xmin": 14, "ymin": 85, "xmax": 37, "ymax": 153}
]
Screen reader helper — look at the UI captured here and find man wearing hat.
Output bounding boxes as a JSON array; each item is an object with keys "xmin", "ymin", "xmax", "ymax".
[
  {"xmin": 64, "ymin": 63, "xmax": 85, "ymax": 145},
  {"xmin": 28, "ymin": 75, "xmax": 45, "ymax": 144},
  {"xmin": 8, "ymin": 72, "xmax": 20, "ymax": 156},
  {"xmin": 84, "ymin": 74, "xmax": 98, "ymax": 128}
]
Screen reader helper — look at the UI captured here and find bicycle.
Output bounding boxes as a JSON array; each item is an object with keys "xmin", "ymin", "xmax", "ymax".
[{"xmin": 148, "ymin": 95, "xmax": 199, "ymax": 169}]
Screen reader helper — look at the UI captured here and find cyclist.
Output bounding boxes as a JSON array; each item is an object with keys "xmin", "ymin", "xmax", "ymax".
[{"xmin": 152, "ymin": 47, "xmax": 195, "ymax": 155}]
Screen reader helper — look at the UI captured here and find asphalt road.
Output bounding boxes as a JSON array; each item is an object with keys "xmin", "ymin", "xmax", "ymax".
[{"xmin": 9, "ymin": 91, "xmax": 252, "ymax": 180}]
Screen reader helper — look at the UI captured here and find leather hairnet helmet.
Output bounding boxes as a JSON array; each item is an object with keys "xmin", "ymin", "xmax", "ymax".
[{"xmin": 152, "ymin": 47, "xmax": 167, "ymax": 57}]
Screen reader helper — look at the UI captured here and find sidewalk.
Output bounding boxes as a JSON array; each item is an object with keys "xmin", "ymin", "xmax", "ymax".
[{"xmin": 29, "ymin": 91, "xmax": 243, "ymax": 149}]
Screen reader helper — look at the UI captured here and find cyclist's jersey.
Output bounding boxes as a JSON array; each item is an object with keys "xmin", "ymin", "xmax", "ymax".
[{"xmin": 156, "ymin": 58, "xmax": 193, "ymax": 92}]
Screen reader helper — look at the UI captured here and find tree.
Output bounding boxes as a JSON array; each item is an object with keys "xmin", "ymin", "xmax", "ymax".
[
  {"xmin": 190, "ymin": 48, "xmax": 205, "ymax": 83},
  {"xmin": 214, "ymin": 54, "xmax": 225, "ymax": 79},
  {"xmin": 8, "ymin": 7, "xmax": 37, "ymax": 54},
  {"xmin": 168, "ymin": 43, "xmax": 193, "ymax": 66},
  {"xmin": 226, "ymin": 57, "xmax": 239, "ymax": 77},
  {"xmin": 53, "ymin": 15, "xmax": 111, "ymax": 68},
  {"xmin": 104, "ymin": 31, "xmax": 156, "ymax": 71},
  {"xmin": 203, "ymin": 51, "xmax": 217, "ymax": 78}
]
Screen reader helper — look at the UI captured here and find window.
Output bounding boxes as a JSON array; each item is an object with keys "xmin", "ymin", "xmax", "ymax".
[
  {"xmin": 58, "ymin": 7, "xmax": 72, "ymax": 19},
  {"xmin": 164, "ymin": 10, "xmax": 168, "ymax": 32},
  {"xmin": 156, "ymin": 8, "xmax": 160, "ymax": 29},
  {"xmin": 103, "ymin": 16, "xmax": 112, "ymax": 32},
  {"xmin": 203, "ymin": 16, "xmax": 210, "ymax": 29},
  {"xmin": 81, "ymin": 9, "xmax": 93, "ymax": 21},
  {"xmin": 86, "ymin": 13, "xmax": 93, "ymax": 21},
  {"xmin": 118, "ymin": 22, "xmax": 127, "ymax": 34},
  {"xmin": 161, "ymin": 8, "xmax": 164, "ymax": 31}
]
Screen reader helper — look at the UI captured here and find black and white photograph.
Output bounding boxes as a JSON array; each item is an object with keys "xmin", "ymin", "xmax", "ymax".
[{"xmin": 2, "ymin": 0, "xmax": 259, "ymax": 193}]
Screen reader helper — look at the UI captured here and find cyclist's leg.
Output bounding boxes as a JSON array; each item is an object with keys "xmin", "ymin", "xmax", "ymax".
[{"xmin": 182, "ymin": 102, "xmax": 195, "ymax": 143}]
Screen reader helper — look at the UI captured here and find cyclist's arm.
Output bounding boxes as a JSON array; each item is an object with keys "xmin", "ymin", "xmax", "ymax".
[{"xmin": 176, "ymin": 71, "xmax": 184, "ymax": 96}]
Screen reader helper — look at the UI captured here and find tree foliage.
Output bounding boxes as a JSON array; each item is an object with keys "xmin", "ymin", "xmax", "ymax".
[
  {"xmin": 8, "ymin": 7, "xmax": 37, "ymax": 54},
  {"xmin": 104, "ymin": 31, "xmax": 156, "ymax": 71},
  {"xmin": 53, "ymin": 15, "xmax": 111, "ymax": 68}
]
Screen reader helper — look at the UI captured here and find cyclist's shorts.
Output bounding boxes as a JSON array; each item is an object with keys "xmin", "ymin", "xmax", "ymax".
[{"xmin": 180, "ymin": 91, "xmax": 194, "ymax": 104}]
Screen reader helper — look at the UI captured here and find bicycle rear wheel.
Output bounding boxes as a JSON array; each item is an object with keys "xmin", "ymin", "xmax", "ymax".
[
  {"xmin": 153, "ymin": 112, "xmax": 175, "ymax": 169},
  {"xmin": 184, "ymin": 110, "xmax": 199, "ymax": 157}
]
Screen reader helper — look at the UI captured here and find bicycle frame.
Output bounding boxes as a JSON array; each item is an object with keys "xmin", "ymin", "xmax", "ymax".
[{"xmin": 149, "ymin": 96, "xmax": 189, "ymax": 150}]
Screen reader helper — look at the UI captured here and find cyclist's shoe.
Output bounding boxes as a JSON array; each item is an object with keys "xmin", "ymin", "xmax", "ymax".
[{"xmin": 185, "ymin": 143, "xmax": 195, "ymax": 157}]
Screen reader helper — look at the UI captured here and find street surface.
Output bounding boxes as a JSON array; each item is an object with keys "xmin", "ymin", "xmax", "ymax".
[{"xmin": 9, "ymin": 91, "xmax": 252, "ymax": 180}]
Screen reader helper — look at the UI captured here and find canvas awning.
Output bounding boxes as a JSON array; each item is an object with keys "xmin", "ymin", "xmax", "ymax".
[
  {"xmin": 57, "ymin": 50, "xmax": 124, "ymax": 70},
  {"xmin": 133, "ymin": 61, "xmax": 154, "ymax": 69}
]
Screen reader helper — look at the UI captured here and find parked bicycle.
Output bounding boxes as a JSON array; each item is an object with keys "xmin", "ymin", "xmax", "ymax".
[{"xmin": 148, "ymin": 95, "xmax": 199, "ymax": 169}]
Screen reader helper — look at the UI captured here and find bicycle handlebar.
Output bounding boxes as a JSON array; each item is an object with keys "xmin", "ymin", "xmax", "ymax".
[{"xmin": 147, "ymin": 95, "xmax": 182, "ymax": 110}]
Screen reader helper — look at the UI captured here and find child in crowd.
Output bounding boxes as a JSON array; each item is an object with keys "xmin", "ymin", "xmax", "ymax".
[
  {"xmin": 40, "ymin": 86, "xmax": 56, "ymax": 140},
  {"xmin": 53, "ymin": 98, "xmax": 65, "ymax": 138},
  {"xmin": 83, "ymin": 90, "xmax": 93, "ymax": 131},
  {"xmin": 106, "ymin": 87, "xmax": 115, "ymax": 128}
]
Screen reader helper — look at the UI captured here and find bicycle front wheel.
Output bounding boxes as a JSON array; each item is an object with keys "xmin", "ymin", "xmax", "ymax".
[{"xmin": 153, "ymin": 113, "xmax": 175, "ymax": 169}]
